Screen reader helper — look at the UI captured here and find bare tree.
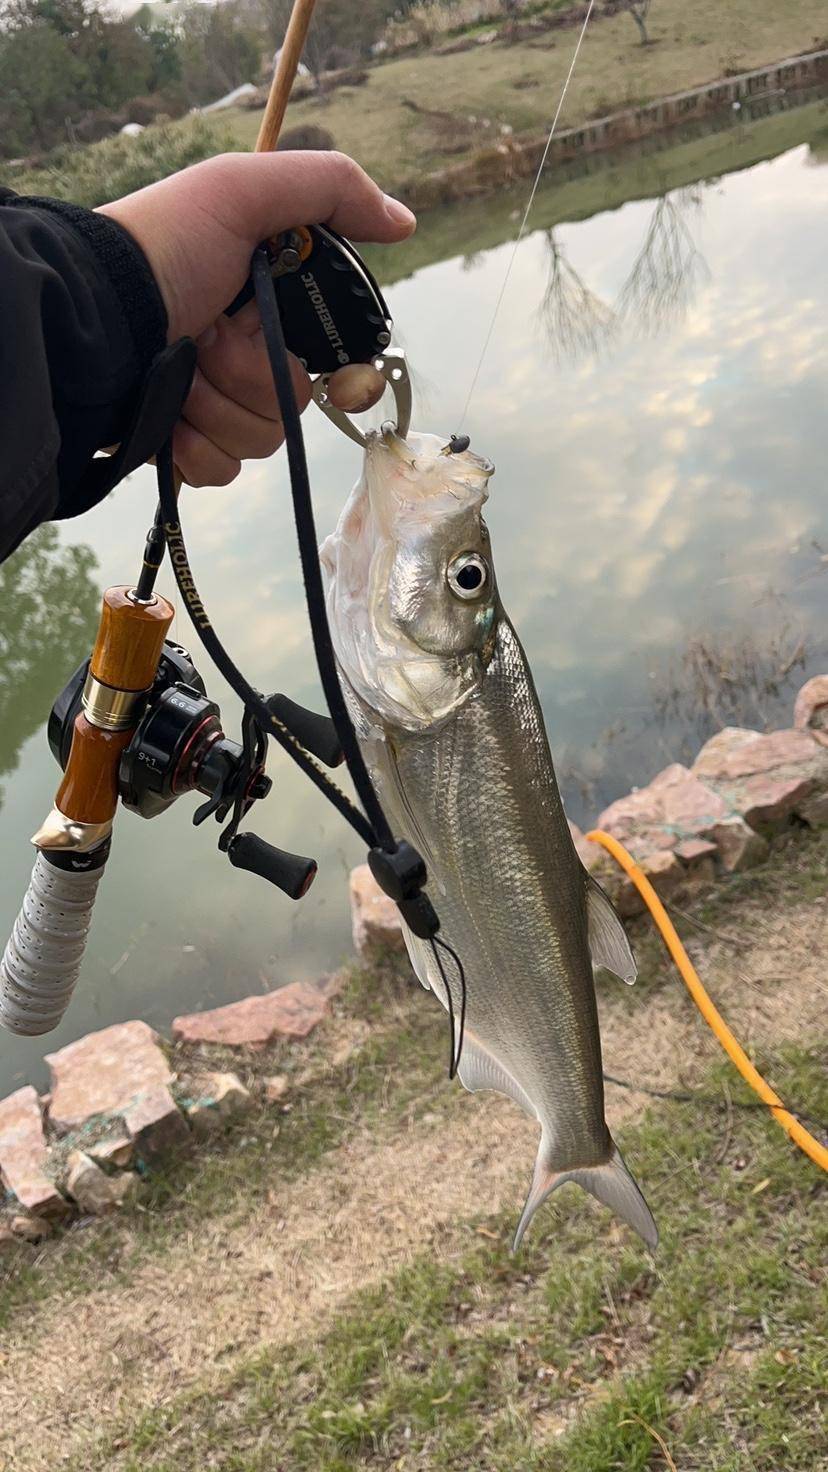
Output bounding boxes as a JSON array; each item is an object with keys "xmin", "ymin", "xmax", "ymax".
[
  {"xmin": 540, "ymin": 230, "xmax": 615, "ymax": 365},
  {"xmin": 620, "ymin": 0, "xmax": 652, "ymax": 46},
  {"xmin": 616, "ymin": 190, "xmax": 708, "ymax": 335}
]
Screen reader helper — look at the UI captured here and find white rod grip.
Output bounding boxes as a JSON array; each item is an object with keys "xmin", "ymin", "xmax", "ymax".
[{"xmin": 0, "ymin": 851, "xmax": 107, "ymax": 1037}]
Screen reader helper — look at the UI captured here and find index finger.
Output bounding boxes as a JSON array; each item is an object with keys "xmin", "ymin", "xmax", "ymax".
[{"xmin": 207, "ymin": 150, "xmax": 417, "ymax": 250}]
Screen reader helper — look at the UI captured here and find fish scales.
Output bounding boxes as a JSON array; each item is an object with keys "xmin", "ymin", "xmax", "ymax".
[{"xmin": 323, "ymin": 429, "xmax": 657, "ymax": 1250}]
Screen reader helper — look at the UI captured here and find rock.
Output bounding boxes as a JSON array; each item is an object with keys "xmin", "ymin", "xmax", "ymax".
[
  {"xmin": 263, "ymin": 1074, "xmax": 289, "ymax": 1103},
  {"xmin": 693, "ymin": 726, "xmax": 818, "ymax": 780},
  {"xmin": 793, "ymin": 675, "xmax": 828, "ymax": 747},
  {"xmin": 568, "ymin": 821, "xmax": 605, "ymax": 872},
  {"xmin": 122, "ymin": 1088, "xmax": 190, "ymax": 1159},
  {"xmin": 691, "ymin": 727, "xmax": 763, "ymax": 779},
  {"xmin": 46, "ymin": 1020, "xmax": 173, "ymax": 1133},
  {"xmin": 182, "ymin": 1072, "xmax": 252, "ymax": 1136},
  {"xmin": 10, "ymin": 1213, "xmax": 52, "ymax": 1243},
  {"xmin": 349, "ymin": 865, "xmax": 404, "ymax": 957},
  {"xmin": 0, "ymin": 1087, "xmax": 68, "ymax": 1218},
  {"xmin": 64, "ymin": 1151, "xmax": 139, "ymax": 1215},
  {"xmin": 649, "ymin": 764, "xmax": 729, "ymax": 828},
  {"xmin": 674, "ymin": 837, "xmax": 718, "ymax": 865},
  {"xmin": 707, "ymin": 818, "xmax": 768, "ymax": 872},
  {"xmin": 737, "ymin": 774, "xmax": 814, "ymax": 830},
  {"xmin": 693, "ymin": 725, "xmax": 828, "ymax": 834},
  {"xmin": 597, "ymin": 764, "xmax": 727, "ymax": 856},
  {"xmin": 87, "ymin": 1134, "xmax": 135, "ymax": 1170},
  {"xmin": 173, "ymin": 982, "xmax": 327, "ymax": 1049}
]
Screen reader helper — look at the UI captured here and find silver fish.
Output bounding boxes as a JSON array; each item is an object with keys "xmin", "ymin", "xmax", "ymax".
[{"xmin": 321, "ymin": 429, "xmax": 657, "ymax": 1251}]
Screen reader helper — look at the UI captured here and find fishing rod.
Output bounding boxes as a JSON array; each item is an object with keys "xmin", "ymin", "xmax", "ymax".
[{"xmin": 0, "ymin": 0, "xmax": 460, "ymax": 1044}]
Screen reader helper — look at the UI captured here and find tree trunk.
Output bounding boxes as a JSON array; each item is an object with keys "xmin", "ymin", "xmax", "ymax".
[{"xmin": 630, "ymin": 9, "xmax": 650, "ymax": 45}]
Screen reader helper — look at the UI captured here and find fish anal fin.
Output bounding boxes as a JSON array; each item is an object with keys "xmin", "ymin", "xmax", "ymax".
[
  {"xmin": 586, "ymin": 873, "xmax": 636, "ymax": 985},
  {"xmin": 456, "ymin": 1032, "xmax": 537, "ymax": 1120},
  {"xmin": 513, "ymin": 1136, "xmax": 657, "ymax": 1251}
]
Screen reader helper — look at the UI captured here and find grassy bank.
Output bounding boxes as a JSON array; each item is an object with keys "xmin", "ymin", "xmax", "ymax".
[
  {"xmin": 0, "ymin": 827, "xmax": 825, "ymax": 1469},
  {"xmin": 83, "ymin": 1049, "xmax": 828, "ymax": 1472},
  {"xmin": 218, "ymin": 0, "xmax": 827, "ymax": 193},
  {"xmin": 7, "ymin": 1, "xmax": 826, "ymax": 212}
]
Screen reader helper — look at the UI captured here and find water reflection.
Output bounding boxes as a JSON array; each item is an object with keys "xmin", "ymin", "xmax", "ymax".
[
  {"xmin": 540, "ymin": 230, "xmax": 616, "ymax": 364},
  {"xmin": 0, "ymin": 526, "xmax": 99, "ymax": 809},
  {"xmin": 617, "ymin": 189, "xmax": 709, "ymax": 336}
]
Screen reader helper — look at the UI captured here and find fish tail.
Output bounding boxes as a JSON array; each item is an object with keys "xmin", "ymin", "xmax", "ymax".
[{"xmin": 513, "ymin": 1136, "xmax": 658, "ymax": 1252}]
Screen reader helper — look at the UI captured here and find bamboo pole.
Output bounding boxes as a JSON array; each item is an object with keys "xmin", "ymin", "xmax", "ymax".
[{"xmin": 256, "ymin": 0, "xmax": 319, "ymax": 153}]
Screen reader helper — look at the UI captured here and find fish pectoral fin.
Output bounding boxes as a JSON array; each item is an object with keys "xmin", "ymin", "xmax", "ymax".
[
  {"xmin": 513, "ymin": 1136, "xmax": 658, "ymax": 1252},
  {"xmin": 455, "ymin": 1032, "xmax": 537, "ymax": 1119},
  {"xmin": 585, "ymin": 873, "xmax": 637, "ymax": 985}
]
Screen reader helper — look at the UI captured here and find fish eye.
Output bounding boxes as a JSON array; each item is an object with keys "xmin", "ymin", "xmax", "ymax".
[{"xmin": 447, "ymin": 553, "xmax": 488, "ymax": 601}]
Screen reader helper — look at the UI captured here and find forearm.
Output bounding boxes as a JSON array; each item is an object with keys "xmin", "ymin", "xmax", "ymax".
[{"xmin": 0, "ymin": 190, "xmax": 168, "ymax": 562}]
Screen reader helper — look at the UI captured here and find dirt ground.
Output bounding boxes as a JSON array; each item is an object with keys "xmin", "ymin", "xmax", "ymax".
[{"xmin": 0, "ymin": 873, "xmax": 825, "ymax": 1470}]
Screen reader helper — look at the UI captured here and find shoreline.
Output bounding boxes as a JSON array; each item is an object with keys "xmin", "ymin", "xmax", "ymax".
[{"xmin": 394, "ymin": 48, "xmax": 828, "ymax": 210}]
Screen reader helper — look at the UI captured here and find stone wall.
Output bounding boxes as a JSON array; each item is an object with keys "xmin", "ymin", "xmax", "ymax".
[{"xmin": 402, "ymin": 50, "xmax": 828, "ymax": 209}]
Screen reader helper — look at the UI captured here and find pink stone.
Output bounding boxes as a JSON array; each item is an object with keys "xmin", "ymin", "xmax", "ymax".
[
  {"xmin": 641, "ymin": 850, "xmax": 684, "ymax": 895},
  {"xmin": 46, "ymin": 1020, "xmax": 174, "ymax": 1133},
  {"xmin": 349, "ymin": 864, "xmax": 404, "ymax": 957},
  {"xmin": 674, "ymin": 837, "xmax": 718, "ymax": 864},
  {"xmin": 122, "ymin": 1088, "xmax": 190, "ymax": 1159},
  {"xmin": 171, "ymin": 980, "xmax": 327, "ymax": 1048},
  {"xmin": 707, "ymin": 818, "xmax": 768, "ymax": 872},
  {"xmin": 568, "ymin": 821, "xmax": 605, "ymax": 872},
  {"xmin": 694, "ymin": 727, "xmax": 818, "ymax": 780},
  {"xmin": 793, "ymin": 675, "xmax": 828, "ymax": 747},
  {"xmin": 0, "ymin": 1087, "xmax": 68, "ymax": 1218},
  {"xmin": 597, "ymin": 765, "xmax": 727, "ymax": 855},
  {"xmin": 650, "ymin": 765, "xmax": 728, "ymax": 827},
  {"xmin": 691, "ymin": 727, "xmax": 762, "ymax": 780},
  {"xmin": 738, "ymin": 774, "xmax": 814, "ymax": 830}
]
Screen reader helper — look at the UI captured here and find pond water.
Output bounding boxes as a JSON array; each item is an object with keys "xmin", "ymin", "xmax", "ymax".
[{"xmin": 1, "ymin": 99, "xmax": 827, "ymax": 1095}]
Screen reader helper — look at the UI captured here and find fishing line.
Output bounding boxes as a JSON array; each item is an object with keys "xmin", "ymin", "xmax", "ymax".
[
  {"xmin": 457, "ymin": 0, "xmax": 596, "ymax": 431},
  {"xmin": 430, "ymin": 935, "xmax": 468, "ymax": 1078}
]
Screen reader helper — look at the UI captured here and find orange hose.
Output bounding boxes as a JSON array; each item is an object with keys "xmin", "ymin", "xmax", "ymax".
[{"xmin": 586, "ymin": 828, "xmax": 828, "ymax": 1175}]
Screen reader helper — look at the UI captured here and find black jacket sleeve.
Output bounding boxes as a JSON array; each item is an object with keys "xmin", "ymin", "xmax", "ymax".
[{"xmin": 0, "ymin": 190, "xmax": 170, "ymax": 563}]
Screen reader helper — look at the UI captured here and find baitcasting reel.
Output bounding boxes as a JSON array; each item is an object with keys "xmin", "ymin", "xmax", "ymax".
[{"xmin": 48, "ymin": 639, "xmax": 343, "ymax": 897}]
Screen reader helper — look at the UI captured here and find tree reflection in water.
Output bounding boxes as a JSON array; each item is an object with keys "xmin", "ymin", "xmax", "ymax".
[
  {"xmin": 540, "ymin": 228, "xmax": 616, "ymax": 364},
  {"xmin": 0, "ymin": 526, "xmax": 99, "ymax": 808},
  {"xmin": 617, "ymin": 188, "xmax": 709, "ymax": 335}
]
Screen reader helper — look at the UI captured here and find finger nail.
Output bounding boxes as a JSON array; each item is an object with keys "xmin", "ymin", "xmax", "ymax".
[
  {"xmin": 383, "ymin": 194, "xmax": 416, "ymax": 230},
  {"xmin": 199, "ymin": 324, "xmax": 218, "ymax": 350}
]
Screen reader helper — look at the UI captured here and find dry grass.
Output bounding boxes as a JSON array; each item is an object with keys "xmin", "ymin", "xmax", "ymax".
[
  {"xmin": 0, "ymin": 833, "xmax": 825, "ymax": 1469},
  {"xmin": 219, "ymin": 0, "xmax": 828, "ymax": 191}
]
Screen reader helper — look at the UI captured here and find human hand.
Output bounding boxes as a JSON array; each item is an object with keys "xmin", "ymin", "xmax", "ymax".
[{"xmin": 98, "ymin": 151, "xmax": 415, "ymax": 486}]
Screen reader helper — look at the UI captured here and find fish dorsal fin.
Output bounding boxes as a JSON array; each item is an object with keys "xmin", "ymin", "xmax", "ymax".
[{"xmin": 585, "ymin": 874, "xmax": 636, "ymax": 985}]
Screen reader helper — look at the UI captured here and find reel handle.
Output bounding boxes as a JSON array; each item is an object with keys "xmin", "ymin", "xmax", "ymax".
[{"xmin": 227, "ymin": 832, "xmax": 317, "ymax": 900}]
